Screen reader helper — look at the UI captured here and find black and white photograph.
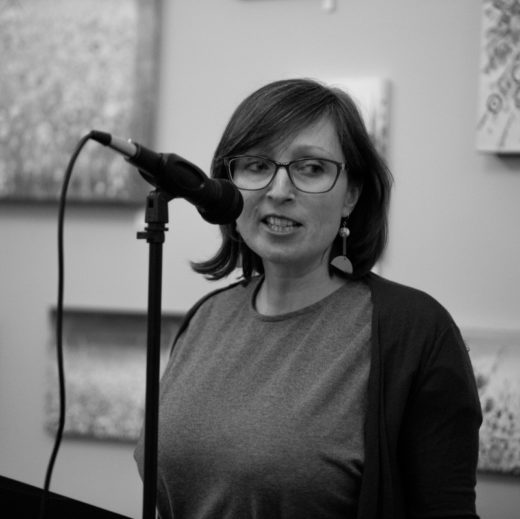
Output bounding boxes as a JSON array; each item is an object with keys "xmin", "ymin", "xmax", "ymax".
[{"xmin": 1, "ymin": 1, "xmax": 519, "ymax": 518}]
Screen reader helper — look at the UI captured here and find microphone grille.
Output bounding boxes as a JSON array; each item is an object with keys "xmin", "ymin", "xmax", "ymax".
[{"xmin": 198, "ymin": 179, "xmax": 243, "ymax": 225}]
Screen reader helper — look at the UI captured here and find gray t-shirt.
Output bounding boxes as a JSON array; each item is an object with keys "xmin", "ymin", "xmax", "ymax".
[{"xmin": 136, "ymin": 278, "xmax": 372, "ymax": 519}]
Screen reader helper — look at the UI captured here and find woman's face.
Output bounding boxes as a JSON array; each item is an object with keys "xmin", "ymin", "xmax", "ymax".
[{"xmin": 235, "ymin": 116, "xmax": 359, "ymax": 278}]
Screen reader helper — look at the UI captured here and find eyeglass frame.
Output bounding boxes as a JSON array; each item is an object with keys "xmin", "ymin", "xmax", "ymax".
[{"xmin": 223, "ymin": 155, "xmax": 347, "ymax": 194}]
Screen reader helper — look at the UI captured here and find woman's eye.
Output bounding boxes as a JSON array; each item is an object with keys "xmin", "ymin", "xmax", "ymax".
[
  {"xmin": 294, "ymin": 160, "xmax": 325, "ymax": 174},
  {"xmin": 244, "ymin": 160, "xmax": 269, "ymax": 172}
]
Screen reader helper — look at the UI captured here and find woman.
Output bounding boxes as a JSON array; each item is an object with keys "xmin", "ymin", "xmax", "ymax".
[{"xmin": 135, "ymin": 79, "xmax": 482, "ymax": 518}]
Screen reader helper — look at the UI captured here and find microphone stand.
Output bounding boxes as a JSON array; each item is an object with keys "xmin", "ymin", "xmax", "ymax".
[{"xmin": 137, "ymin": 189, "xmax": 172, "ymax": 519}]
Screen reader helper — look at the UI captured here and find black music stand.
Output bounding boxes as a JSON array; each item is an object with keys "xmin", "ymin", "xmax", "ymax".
[{"xmin": 0, "ymin": 475, "xmax": 131, "ymax": 519}]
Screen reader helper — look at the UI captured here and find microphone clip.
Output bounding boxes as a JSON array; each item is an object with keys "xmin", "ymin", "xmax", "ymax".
[{"xmin": 137, "ymin": 190, "xmax": 170, "ymax": 244}]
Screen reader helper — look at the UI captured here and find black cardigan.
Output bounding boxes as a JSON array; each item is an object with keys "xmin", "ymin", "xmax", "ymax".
[
  {"xmin": 170, "ymin": 274, "xmax": 482, "ymax": 518},
  {"xmin": 359, "ymin": 274, "xmax": 481, "ymax": 519}
]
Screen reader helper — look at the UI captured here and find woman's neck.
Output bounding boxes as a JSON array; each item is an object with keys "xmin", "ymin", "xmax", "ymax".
[{"xmin": 255, "ymin": 266, "xmax": 346, "ymax": 316}]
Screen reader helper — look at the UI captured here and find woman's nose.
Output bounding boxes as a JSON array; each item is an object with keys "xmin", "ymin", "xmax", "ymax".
[{"xmin": 266, "ymin": 166, "xmax": 295, "ymax": 200}]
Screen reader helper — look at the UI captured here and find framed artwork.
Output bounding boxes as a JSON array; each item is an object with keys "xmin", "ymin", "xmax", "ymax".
[
  {"xmin": 0, "ymin": 0, "xmax": 161, "ymax": 204},
  {"xmin": 476, "ymin": 0, "xmax": 520, "ymax": 153},
  {"xmin": 45, "ymin": 308, "xmax": 183, "ymax": 441},
  {"xmin": 465, "ymin": 328, "xmax": 520, "ymax": 476},
  {"xmin": 325, "ymin": 77, "xmax": 391, "ymax": 158}
]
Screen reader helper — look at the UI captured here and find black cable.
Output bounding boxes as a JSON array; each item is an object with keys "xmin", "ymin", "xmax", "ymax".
[{"xmin": 39, "ymin": 132, "xmax": 94, "ymax": 519}]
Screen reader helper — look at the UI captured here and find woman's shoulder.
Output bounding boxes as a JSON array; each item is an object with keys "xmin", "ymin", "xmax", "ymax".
[
  {"xmin": 367, "ymin": 273, "xmax": 449, "ymax": 310},
  {"xmin": 194, "ymin": 276, "xmax": 257, "ymax": 312},
  {"xmin": 365, "ymin": 274, "xmax": 469, "ymax": 371},
  {"xmin": 365, "ymin": 273, "xmax": 456, "ymax": 330},
  {"xmin": 172, "ymin": 277, "xmax": 257, "ymax": 344}
]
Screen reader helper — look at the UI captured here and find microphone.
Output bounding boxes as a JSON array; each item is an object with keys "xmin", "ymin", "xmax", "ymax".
[{"xmin": 90, "ymin": 130, "xmax": 243, "ymax": 224}]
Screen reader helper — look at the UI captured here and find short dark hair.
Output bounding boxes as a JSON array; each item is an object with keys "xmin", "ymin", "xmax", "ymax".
[{"xmin": 192, "ymin": 78, "xmax": 392, "ymax": 280}]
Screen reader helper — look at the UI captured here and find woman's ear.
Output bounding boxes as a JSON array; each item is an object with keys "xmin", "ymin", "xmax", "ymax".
[{"xmin": 342, "ymin": 184, "xmax": 361, "ymax": 217}]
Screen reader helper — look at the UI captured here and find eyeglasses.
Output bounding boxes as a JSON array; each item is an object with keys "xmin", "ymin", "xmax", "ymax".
[{"xmin": 224, "ymin": 155, "xmax": 346, "ymax": 194}]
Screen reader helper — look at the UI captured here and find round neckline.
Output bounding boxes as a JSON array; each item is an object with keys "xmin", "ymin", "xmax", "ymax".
[{"xmin": 249, "ymin": 276, "xmax": 354, "ymax": 322}]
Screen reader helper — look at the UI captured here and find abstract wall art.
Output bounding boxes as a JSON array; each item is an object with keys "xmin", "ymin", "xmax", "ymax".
[
  {"xmin": 466, "ymin": 328, "xmax": 520, "ymax": 476},
  {"xmin": 476, "ymin": 0, "xmax": 520, "ymax": 153},
  {"xmin": 45, "ymin": 308, "xmax": 183, "ymax": 441},
  {"xmin": 0, "ymin": 0, "xmax": 161, "ymax": 204}
]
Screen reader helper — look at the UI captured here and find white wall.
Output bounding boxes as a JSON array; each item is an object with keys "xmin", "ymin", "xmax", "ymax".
[{"xmin": 1, "ymin": 1, "xmax": 519, "ymax": 517}]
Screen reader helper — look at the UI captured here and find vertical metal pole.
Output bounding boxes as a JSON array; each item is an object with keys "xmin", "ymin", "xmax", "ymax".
[{"xmin": 138, "ymin": 190, "xmax": 170, "ymax": 519}]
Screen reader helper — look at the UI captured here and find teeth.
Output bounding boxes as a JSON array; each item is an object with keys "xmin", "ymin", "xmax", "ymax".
[
  {"xmin": 265, "ymin": 216, "xmax": 298, "ymax": 227},
  {"xmin": 264, "ymin": 216, "xmax": 300, "ymax": 233}
]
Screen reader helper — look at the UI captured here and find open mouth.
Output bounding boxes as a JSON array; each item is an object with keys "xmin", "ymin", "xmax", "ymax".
[{"xmin": 262, "ymin": 215, "xmax": 302, "ymax": 233}]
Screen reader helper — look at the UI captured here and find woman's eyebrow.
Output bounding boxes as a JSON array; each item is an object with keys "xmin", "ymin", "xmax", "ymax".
[
  {"xmin": 291, "ymin": 144, "xmax": 331, "ymax": 153},
  {"xmin": 248, "ymin": 144, "xmax": 334, "ymax": 158}
]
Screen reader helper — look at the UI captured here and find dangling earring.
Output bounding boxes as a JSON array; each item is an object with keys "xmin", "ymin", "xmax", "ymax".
[{"xmin": 330, "ymin": 217, "xmax": 353, "ymax": 274}]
